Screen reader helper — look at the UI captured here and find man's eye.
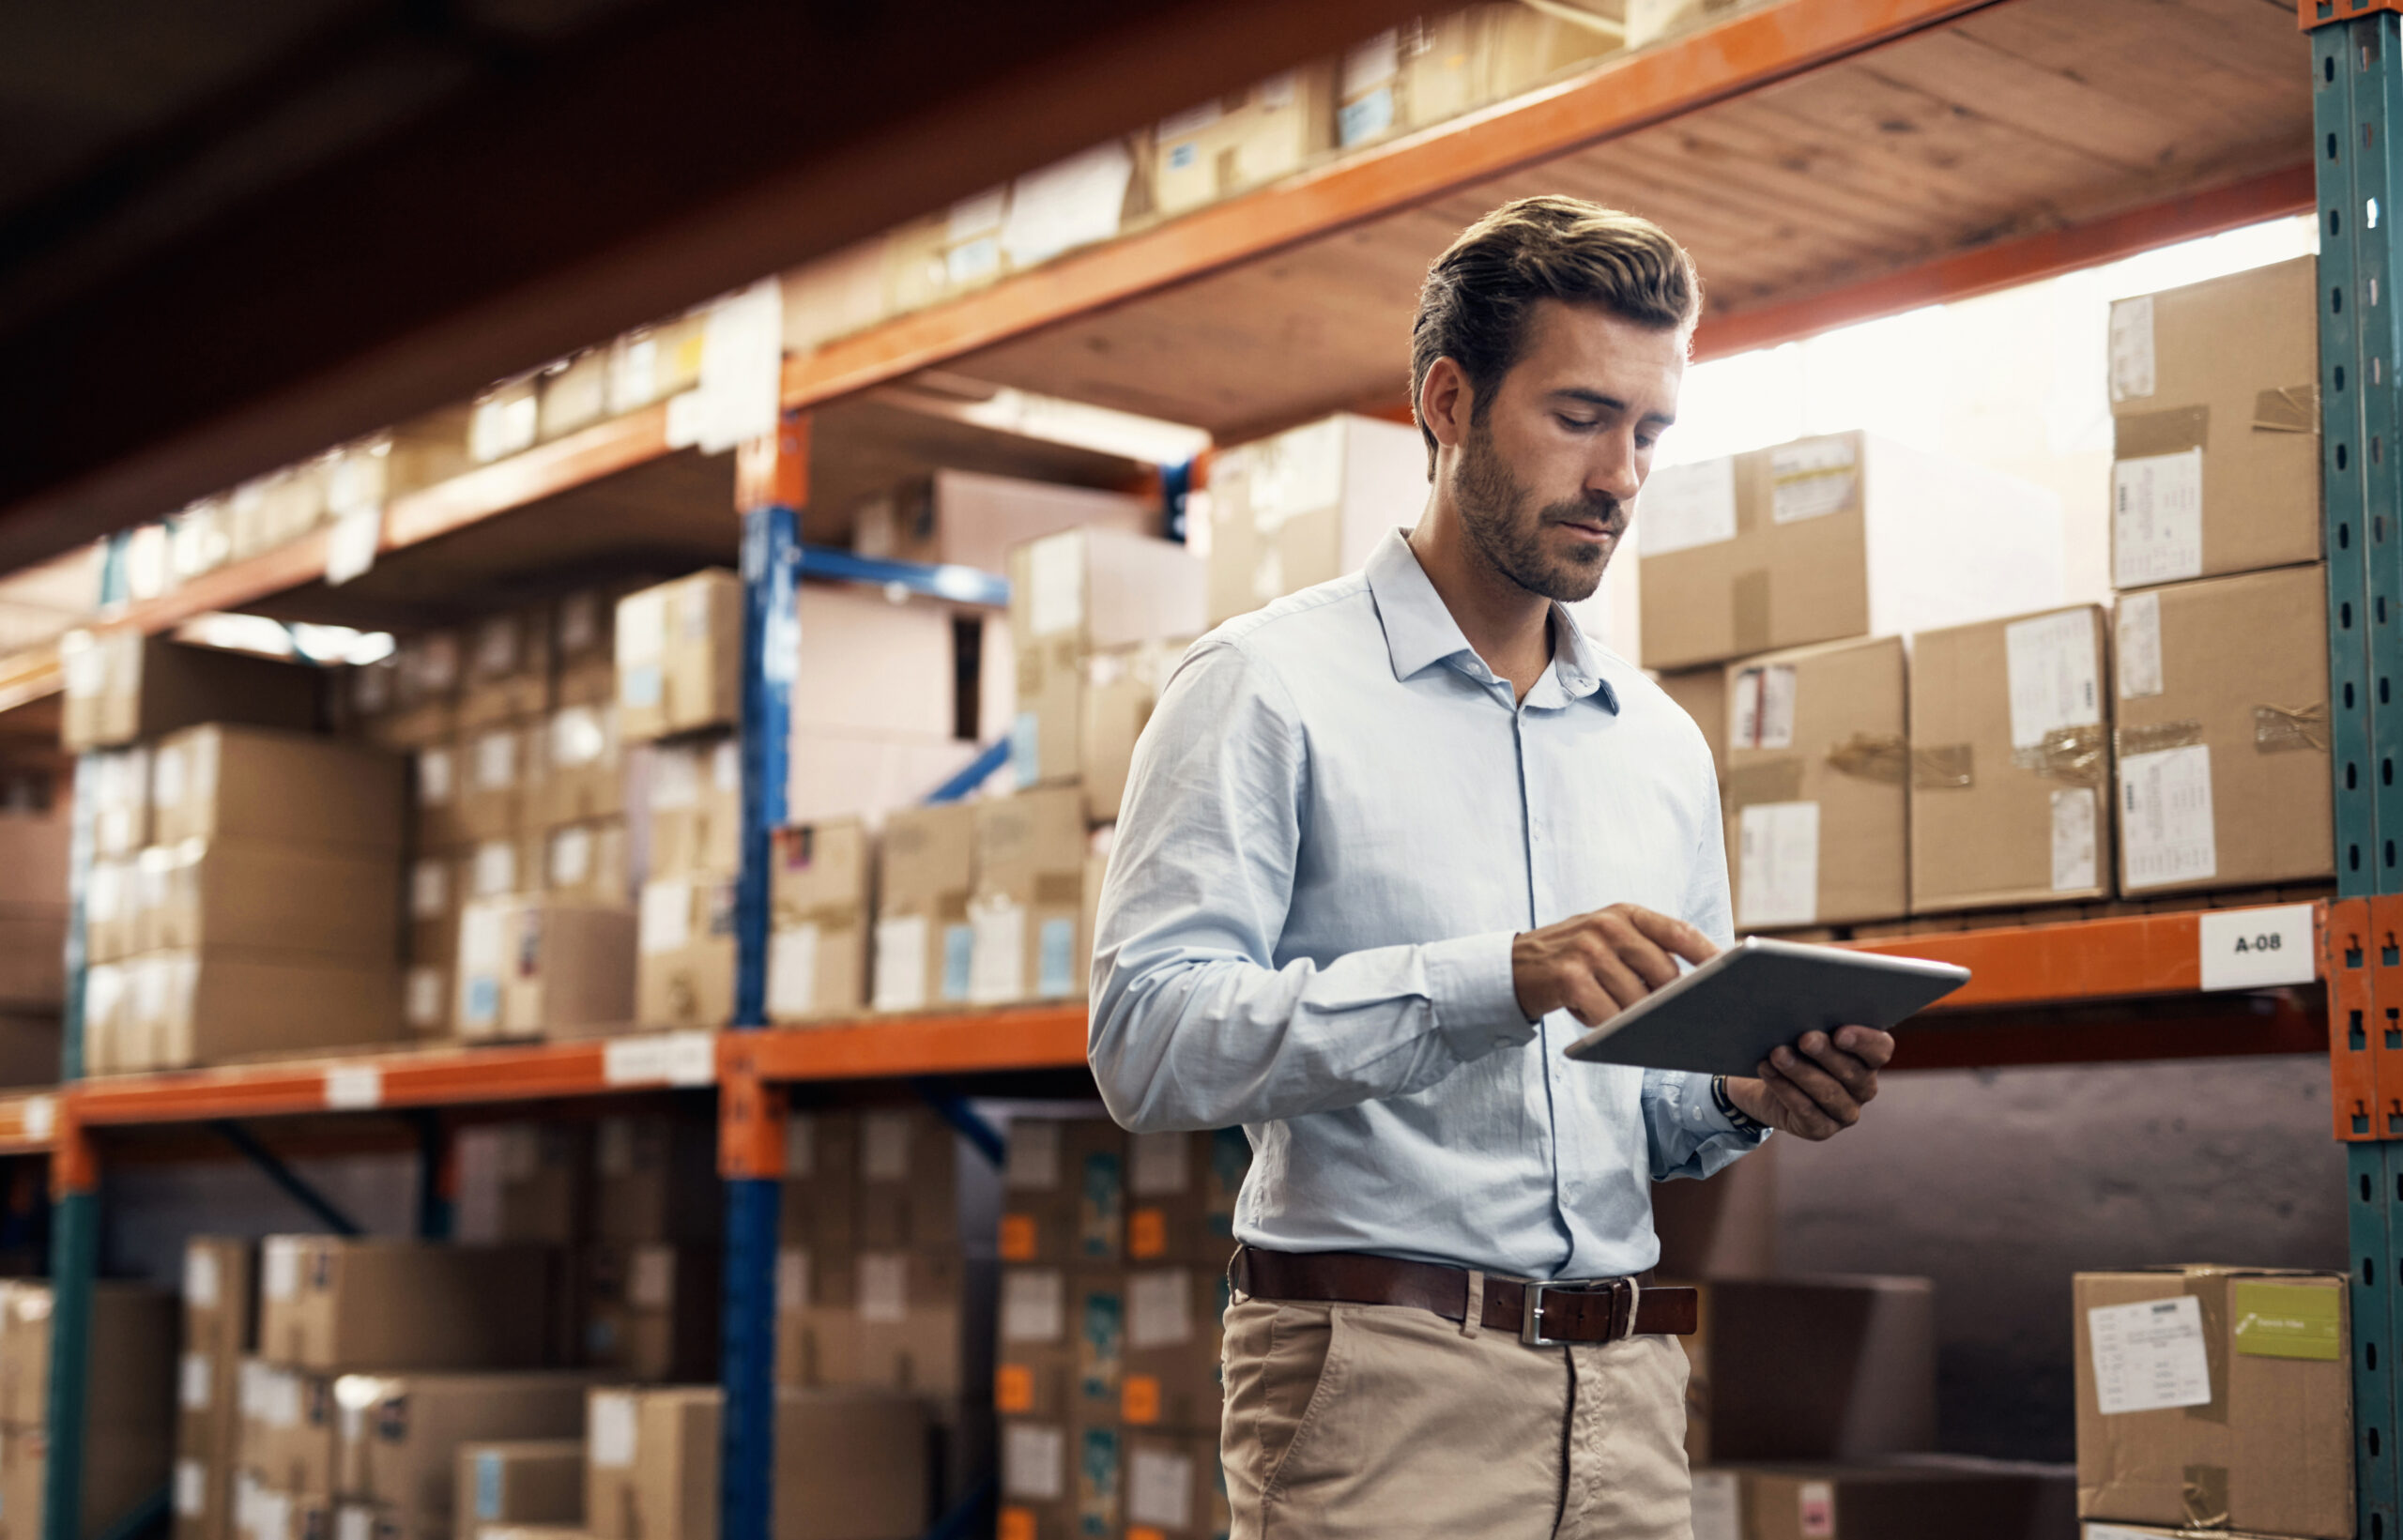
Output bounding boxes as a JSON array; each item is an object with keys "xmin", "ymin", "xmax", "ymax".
[{"xmin": 1556, "ymin": 415, "xmax": 1599, "ymax": 432}]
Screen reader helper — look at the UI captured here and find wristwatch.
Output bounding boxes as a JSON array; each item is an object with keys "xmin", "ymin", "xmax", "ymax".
[{"xmin": 1711, "ymin": 1075, "xmax": 1768, "ymax": 1135}]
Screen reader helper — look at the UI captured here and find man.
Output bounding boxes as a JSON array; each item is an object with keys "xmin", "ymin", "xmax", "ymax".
[{"xmin": 1088, "ymin": 196, "xmax": 1893, "ymax": 1538}]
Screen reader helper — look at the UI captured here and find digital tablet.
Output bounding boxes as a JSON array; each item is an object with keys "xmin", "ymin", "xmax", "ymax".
[{"xmin": 1559, "ymin": 936, "xmax": 1970, "ymax": 1076}]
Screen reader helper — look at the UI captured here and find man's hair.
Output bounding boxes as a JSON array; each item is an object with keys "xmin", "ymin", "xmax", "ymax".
[{"xmin": 1410, "ymin": 195, "xmax": 1701, "ymax": 472}]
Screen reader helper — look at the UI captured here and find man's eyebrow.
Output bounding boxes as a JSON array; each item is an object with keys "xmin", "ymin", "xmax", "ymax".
[{"xmin": 1550, "ymin": 387, "xmax": 1675, "ymax": 427}]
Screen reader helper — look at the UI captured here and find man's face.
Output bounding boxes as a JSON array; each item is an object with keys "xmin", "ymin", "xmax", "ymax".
[{"xmin": 1449, "ymin": 297, "xmax": 1686, "ymax": 602}]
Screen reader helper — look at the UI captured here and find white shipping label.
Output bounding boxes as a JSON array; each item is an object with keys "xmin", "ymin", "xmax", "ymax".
[
  {"xmin": 969, "ymin": 899, "xmax": 1027, "ymax": 1005},
  {"xmin": 1737, "ymin": 802, "xmax": 1820, "ymax": 931},
  {"xmin": 1002, "ymin": 1269, "xmax": 1066, "ymax": 1343},
  {"xmin": 324, "ymin": 505, "xmax": 382, "ymax": 587},
  {"xmin": 21, "ymin": 1097, "xmax": 52, "ymax": 1143},
  {"xmin": 616, "ymin": 591, "xmax": 666, "ymax": 668},
  {"xmin": 589, "ymin": 1393, "xmax": 637, "ymax": 1468},
  {"xmin": 638, "ymin": 881, "xmax": 690, "ymax": 954},
  {"xmin": 263, "ymin": 1238, "xmax": 303, "ymax": 1302},
  {"xmin": 1689, "ymin": 1471, "xmax": 1740, "ymax": 1540},
  {"xmin": 1130, "ymin": 1131, "xmax": 1192, "ymax": 1197},
  {"xmin": 862, "ymin": 1112, "xmax": 914, "ymax": 1182},
  {"xmin": 2109, "ymin": 295, "xmax": 2156, "ymax": 403},
  {"xmin": 858, "ymin": 1254, "xmax": 909, "ymax": 1324},
  {"xmin": 1755, "ymin": 665, "xmax": 1796, "ymax": 750},
  {"xmin": 766, "ymin": 925, "xmax": 819, "ymax": 1019},
  {"xmin": 548, "ymin": 826, "xmax": 593, "ymax": 888},
  {"xmin": 180, "ymin": 1351, "xmax": 211, "ymax": 1410},
  {"xmin": 1729, "ymin": 670, "xmax": 1760, "ymax": 751},
  {"xmin": 185, "ymin": 1247, "xmax": 221, "ymax": 1309},
  {"xmin": 1769, "ymin": 435, "xmax": 1859, "ymax": 524},
  {"xmin": 2004, "ymin": 610, "xmax": 2102, "ymax": 750},
  {"xmin": 1006, "ymin": 1119, "xmax": 1063, "ymax": 1191},
  {"xmin": 2116, "ymin": 590, "xmax": 2165, "ymax": 700},
  {"xmin": 474, "ymin": 730, "xmax": 517, "ymax": 789},
  {"xmin": 2119, "ymin": 745, "xmax": 2216, "ymax": 891},
  {"xmin": 2198, "ymin": 904, "xmax": 2318, "ymax": 991},
  {"xmin": 2114, "ymin": 449, "xmax": 2205, "ymax": 588},
  {"xmin": 1003, "ymin": 1424, "xmax": 1065, "ymax": 1502},
  {"xmin": 948, "ymin": 187, "xmax": 1008, "ymax": 241},
  {"xmin": 472, "ymin": 840, "xmax": 517, "ymax": 898},
  {"xmin": 1798, "ymin": 1479, "xmax": 1837, "ymax": 1538},
  {"xmin": 410, "ymin": 860, "xmax": 450, "ymax": 920},
  {"xmin": 2089, "ymin": 1294, "xmax": 2213, "ymax": 1414},
  {"xmin": 324, "ymin": 1066, "xmax": 381, "ymax": 1109},
  {"xmin": 776, "ymin": 1248, "xmax": 810, "ymax": 1312},
  {"xmin": 1127, "ymin": 1448, "xmax": 1194, "ymax": 1530},
  {"xmin": 712, "ymin": 739, "xmax": 740, "ymax": 791},
  {"xmin": 175, "ymin": 1459, "xmax": 206, "ymax": 1519},
  {"xmin": 2051, "ymin": 788, "xmax": 2100, "ymax": 893},
  {"xmin": 665, "ymin": 279, "xmax": 783, "ymax": 455},
  {"xmin": 417, "ymin": 749, "xmax": 454, "ymax": 808},
  {"xmin": 151, "ymin": 743, "xmax": 186, "ymax": 810},
  {"xmin": 1635, "ymin": 458, "xmax": 1738, "ymax": 555},
  {"xmin": 336, "ymin": 1506, "xmax": 372, "ymax": 1540},
  {"xmin": 872, "ymin": 916, "xmax": 929, "ymax": 1012},
  {"xmin": 630, "ymin": 1247, "xmax": 675, "ymax": 1309},
  {"xmin": 1027, "ymin": 532, "xmax": 1086, "ymax": 639},
  {"xmin": 1128, "ymin": 1269, "xmax": 1195, "ymax": 1349}
]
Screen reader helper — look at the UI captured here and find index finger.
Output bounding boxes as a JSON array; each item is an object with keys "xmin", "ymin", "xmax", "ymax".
[
  {"xmin": 1624, "ymin": 907, "xmax": 1717, "ymax": 967},
  {"xmin": 1831, "ymin": 1026, "xmax": 1896, "ymax": 1070}
]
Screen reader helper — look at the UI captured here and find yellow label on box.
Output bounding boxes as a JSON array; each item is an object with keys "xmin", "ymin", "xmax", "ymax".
[
  {"xmin": 2232, "ymin": 1281, "xmax": 2342, "ymax": 1360},
  {"xmin": 1122, "ymin": 1373, "xmax": 1161, "ymax": 1425},
  {"xmin": 998, "ymin": 1507, "xmax": 1036, "ymax": 1540},
  {"xmin": 995, "ymin": 1364, "xmax": 1034, "ymax": 1412},
  {"xmin": 999, "ymin": 1213, "xmax": 1038, "ymax": 1261},
  {"xmin": 1129, "ymin": 1208, "xmax": 1167, "ymax": 1259}
]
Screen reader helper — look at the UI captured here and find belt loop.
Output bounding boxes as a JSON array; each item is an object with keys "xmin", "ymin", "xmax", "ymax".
[
  {"xmin": 1620, "ymin": 1276, "xmax": 1642, "ymax": 1343},
  {"xmin": 1228, "ymin": 1244, "xmax": 1250, "ymax": 1305},
  {"xmin": 1461, "ymin": 1270, "xmax": 1483, "ymax": 1338}
]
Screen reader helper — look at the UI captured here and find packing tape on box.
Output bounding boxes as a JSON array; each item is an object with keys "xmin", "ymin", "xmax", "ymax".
[
  {"xmin": 2115, "ymin": 719, "xmax": 2204, "ymax": 757},
  {"xmin": 2182, "ymin": 1464, "xmax": 2231, "ymax": 1528},
  {"xmin": 1910, "ymin": 744, "xmax": 1975, "ymax": 790},
  {"xmin": 1722, "ymin": 756, "xmax": 1804, "ymax": 810},
  {"xmin": 2251, "ymin": 383, "xmax": 2319, "ymax": 435},
  {"xmin": 2009, "ymin": 724, "xmax": 2108, "ymax": 786},
  {"xmin": 2115, "ymin": 404, "xmax": 2210, "ymax": 459},
  {"xmin": 2254, "ymin": 701, "xmax": 2329, "ymax": 754},
  {"xmin": 1824, "ymin": 732, "xmax": 1908, "ymax": 785}
]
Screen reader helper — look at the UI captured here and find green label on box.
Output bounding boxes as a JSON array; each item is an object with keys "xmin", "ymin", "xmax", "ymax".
[{"xmin": 2232, "ymin": 1282, "xmax": 2341, "ymax": 1361}]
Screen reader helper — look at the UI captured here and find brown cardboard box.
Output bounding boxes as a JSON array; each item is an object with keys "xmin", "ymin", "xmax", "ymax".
[
  {"xmin": 605, "ymin": 314, "xmax": 707, "ymax": 415},
  {"xmin": 1653, "ymin": 1136, "xmax": 1779, "ymax": 1281},
  {"xmin": 855, "ymin": 1107, "xmax": 958, "ymax": 1250},
  {"xmin": 870, "ymin": 802, "xmax": 974, "ymax": 1013},
  {"xmin": 59, "ymin": 631, "xmax": 319, "ymax": 752},
  {"xmin": 339, "ymin": 1372, "xmax": 597, "ymax": 1531},
  {"xmin": 407, "ymin": 849, "xmax": 463, "ymax": 971},
  {"xmin": 846, "ymin": 1250, "xmax": 971, "ymax": 1398},
  {"xmin": 537, "ymin": 707, "xmax": 622, "ymax": 828},
  {"xmin": 470, "ymin": 378, "xmax": 540, "ymax": 464},
  {"xmin": 1121, "ymin": 1431, "xmax": 1227, "ymax": 1540},
  {"xmin": 1659, "ymin": 666, "xmax": 1730, "ymax": 782},
  {"xmin": 852, "ymin": 470, "xmax": 1151, "ymax": 577},
  {"xmin": 184, "ymin": 1237, "xmax": 257, "ymax": 1365},
  {"xmin": 537, "ymin": 354, "xmax": 608, "ymax": 442},
  {"xmin": 136, "ymin": 949, "xmax": 403, "ymax": 1070},
  {"xmin": 84, "ymin": 856, "xmax": 139, "ymax": 964},
  {"xmin": 577, "ymin": 1246, "xmax": 718, "ymax": 1382},
  {"xmin": 968, "ymin": 787, "xmax": 1089, "ymax": 1006},
  {"xmin": 766, "ymin": 820, "xmax": 869, "ymax": 1025},
  {"xmin": 1078, "ymin": 639, "xmax": 1189, "ymax": 824},
  {"xmin": 1909, "ymin": 605, "xmax": 2112, "ymax": 912},
  {"xmin": 634, "ymin": 877, "xmax": 734, "ymax": 1029},
  {"xmin": 2109, "ymin": 256, "xmax": 2320, "ymax": 589},
  {"xmin": 1204, "ymin": 413, "xmax": 1427, "ymax": 628},
  {"xmin": 781, "ymin": 1388, "xmax": 934, "ymax": 1540},
  {"xmin": 879, "ymin": 205, "xmax": 1004, "ymax": 316},
  {"xmin": 397, "ymin": 629, "xmax": 465, "ymax": 711},
  {"xmin": 1637, "ymin": 431, "xmax": 2064, "ymax": 672},
  {"xmin": 779, "ymin": 1112, "xmax": 859, "ymax": 1255},
  {"xmin": 463, "ymin": 610, "xmax": 556, "ymax": 730},
  {"xmin": 0, "ymin": 906, "xmax": 66, "ymax": 1009},
  {"xmin": 454, "ymin": 1441, "xmax": 582, "ymax": 1538},
  {"xmin": 2112, "ymin": 565, "xmax": 2334, "ymax": 893},
  {"xmin": 491, "ymin": 1123, "xmax": 593, "ymax": 1246},
  {"xmin": 415, "ymin": 743, "xmax": 468, "ymax": 850},
  {"xmin": 237, "ymin": 1361, "xmax": 340, "ymax": 1496},
  {"xmin": 455, "ymin": 899, "xmax": 637, "ymax": 1042},
  {"xmin": 257, "ymin": 1239, "xmax": 556, "ymax": 1372},
  {"xmin": 543, "ymin": 820, "xmax": 629, "ymax": 908},
  {"xmin": 136, "ymin": 839, "xmax": 400, "ymax": 958},
  {"xmin": 1702, "ymin": 1458, "xmax": 2074, "ymax": 1540},
  {"xmin": 0, "ymin": 1280, "xmax": 176, "ymax": 1426},
  {"xmin": 456, "ymin": 723, "xmax": 536, "ymax": 843},
  {"xmin": 616, "ymin": 572, "xmax": 742, "ymax": 743},
  {"xmin": 1722, "ymin": 636, "xmax": 1908, "ymax": 930},
  {"xmin": 643, "ymin": 739, "xmax": 740, "ymax": 880},
  {"xmin": 785, "ymin": 585, "xmax": 959, "ymax": 741},
  {"xmin": 1151, "ymin": 65, "xmax": 1337, "ymax": 216},
  {"xmin": 1677, "ymin": 1276, "xmax": 1936, "ymax": 1468},
  {"xmin": 552, "ymin": 595, "xmax": 620, "ymax": 711},
  {"xmin": 592, "ymin": 1116, "xmax": 721, "ymax": 1247},
  {"xmin": 467, "ymin": 836, "xmax": 543, "ymax": 905},
  {"xmin": 1, "ymin": 1418, "xmax": 176, "ymax": 1540},
  {"xmin": 1124, "ymin": 1129, "xmax": 1247, "ymax": 1267},
  {"xmin": 773, "ymin": 1244, "xmax": 858, "ymax": 1390},
  {"xmin": 151, "ymin": 726, "xmax": 405, "ymax": 853},
  {"xmin": 0, "ymin": 803, "xmax": 69, "ymax": 908},
  {"xmin": 89, "ymin": 747, "xmax": 150, "ymax": 859},
  {"xmin": 1000, "ymin": 1119, "xmax": 1126, "ymax": 1267},
  {"xmin": 995, "ymin": 1269, "xmax": 1124, "ymax": 1423},
  {"xmin": 999, "ymin": 1418, "xmax": 1119, "ymax": 1540},
  {"xmin": 1119, "ymin": 1266, "xmax": 1225, "ymax": 1434},
  {"xmin": 2073, "ymin": 1267, "xmax": 2351, "ymax": 1538},
  {"xmin": 583, "ymin": 1387, "xmax": 716, "ymax": 1540},
  {"xmin": 1005, "ymin": 529, "xmax": 1204, "ymax": 790}
]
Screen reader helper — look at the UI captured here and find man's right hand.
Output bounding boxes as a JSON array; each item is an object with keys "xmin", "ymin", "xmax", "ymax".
[{"xmin": 1510, "ymin": 903, "xmax": 1718, "ymax": 1026}]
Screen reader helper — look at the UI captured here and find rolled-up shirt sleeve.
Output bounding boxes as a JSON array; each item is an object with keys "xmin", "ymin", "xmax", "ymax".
[{"xmin": 1088, "ymin": 637, "xmax": 1535, "ymax": 1135}]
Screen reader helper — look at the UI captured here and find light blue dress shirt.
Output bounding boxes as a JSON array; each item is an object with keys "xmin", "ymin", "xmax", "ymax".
[{"xmin": 1088, "ymin": 528, "xmax": 1766, "ymax": 1282}]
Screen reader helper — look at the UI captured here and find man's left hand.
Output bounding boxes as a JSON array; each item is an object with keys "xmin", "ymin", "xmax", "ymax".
[{"xmin": 1722, "ymin": 1026, "xmax": 1893, "ymax": 1140}]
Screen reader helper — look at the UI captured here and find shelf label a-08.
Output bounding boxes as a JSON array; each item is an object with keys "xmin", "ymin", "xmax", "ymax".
[
  {"xmin": 2196, "ymin": 905, "xmax": 2317, "ymax": 992},
  {"xmin": 602, "ymin": 1030, "xmax": 717, "ymax": 1088}
]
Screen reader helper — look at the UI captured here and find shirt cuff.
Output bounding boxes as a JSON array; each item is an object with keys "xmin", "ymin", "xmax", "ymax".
[{"xmin": 1425, "ymin": 931, "xmax": 1536, "ymax": 1060}]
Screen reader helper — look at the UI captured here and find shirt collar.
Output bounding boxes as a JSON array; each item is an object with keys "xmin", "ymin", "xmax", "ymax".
[{"xmin": 1363, "ymin": 528, "xmax": 1620, "ymax": 713}]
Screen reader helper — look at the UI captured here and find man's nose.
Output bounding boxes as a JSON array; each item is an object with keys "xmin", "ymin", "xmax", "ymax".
[{"xmin": 1588, "ymin": 435, "xmax": 1642, "ymax": 504}]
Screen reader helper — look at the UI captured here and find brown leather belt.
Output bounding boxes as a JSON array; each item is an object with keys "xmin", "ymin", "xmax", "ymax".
[{"xmin": 1233, "ymin": 1244, "xmax": 1697, "ymax": 1345}]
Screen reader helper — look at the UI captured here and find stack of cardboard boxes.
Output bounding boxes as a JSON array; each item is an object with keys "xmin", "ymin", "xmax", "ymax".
[
  {"xmin": 0, "ymin": 1280, "xmax": 176, "ymax": 1540},
  {"xmin": 0, "ymin": 771, "xmax": 69, "ymax": 1081},
  {"xmin": 176, "ymin": 1239, "xmax": 255, "ymax": 1540}
]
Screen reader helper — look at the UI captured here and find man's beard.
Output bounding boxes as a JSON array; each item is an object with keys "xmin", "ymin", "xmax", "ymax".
[{"xmin": 1452, "ymin": 419, "xmax": 1621, "ymax": 603}]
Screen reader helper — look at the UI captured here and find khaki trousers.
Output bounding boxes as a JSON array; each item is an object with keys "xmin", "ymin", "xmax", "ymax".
[{"xmin": 1219, "ymin": 1293, "xmax": 1693, "ymax": 1540}]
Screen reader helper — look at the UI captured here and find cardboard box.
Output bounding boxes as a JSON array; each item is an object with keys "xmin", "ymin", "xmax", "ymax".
[
  {"xmin": 968, "ymin": 787, "xmax": 1089, "ymax": 1006},
  {"xmin": 879, "ymin": 204, "xmax": 1006, "ymax": 316},
  {"xmin": 1204, "ymin": 413, "xmax": 1426, "ymax": 627},
  {"xmin": 2109, "ymin": 256, "xmax": 2320, "ymax": 589},
  {"xmin": 778, "ymin": 1113, "xmax": 859, "ymax": 1255},
  {"xmin": 184, "ymin": 1236, "xmax": 257, "ymax": 1365},
  {"xmin": 1006, "ymin": 529, "xmax": 1204, "ymax": 790},
  {"xmin": 1638, "ymin": 430, "xmax": 2064, "ymax": 672},
  {"xmin": 577, "ymin": 1246, "xmax": 718, "ymax": 1382},
  {"xmin": 616, "ymin": 573, "xmax": 742, "ymax": 743},
  {"xmin": 635, "ymin": 877, "xmax": 735, "ymax": 1029},
  {"xmin": 455, "ymin": 899, "xmax": 637, "ymax": 1042},
  {"xmin": 995, "ymin": 1269, "xmax": 1123, "ymax": 1423},
  {"xmin": 643, "ymin": 739, "xmax": 740, "ymax": 879},
  {"xmin": 470, "ymin": 378, "xmax": 540, "ymax": 464},
  {"xmin": 135, "ymin": 839, "xmax": 400, "ymax": 958},
  {"xmin": 1152, "ymin": 65, "xmax": 1338, "ymax": 216},
  {"xmin": 786, "ymin": 585, "xmax": 959, "ymax": 741},
  {"xmin": 1698, "ymin": 1458, "xmax": 2074, "ymax": 1540},
  {"xmin": 2074, "ymin": 1267, "xmax": 2351, "ymax": 1538},
  {"xmin": 488, "ymin": 1122, "xmax": 593, "ymax": 1246},
  {"xmin": 1000, "ymin": 1119, "xmax": 1126, "ymax": 1267},
  {"xmin": 454, "ymin": 1441, "xmax": 583, "ymax": 1539},
  {"xmin": 457, "ymin": 723, "xmax": 535, "ymax": 842},
  {"xmin": 1121, "ymin": 1431, "xmax": 1227, "ymax": 1540},
  {"xmin": 847, "ymin": 1249, "xmax": 971, "ymax": 1398},
  {"xmin": 237, "ymin": 1361, "xmax": 339, "ymax": 1496},
  {"xmin": 1125, "ymin": 1129, "xmax": 1247, "ymax": 1266},
  {"xmin": 1678, "ymin": 1276, "xmax": 1936, "ymax": 1468},
  {"xmin": 537, "ymin": 707, "xmax": 622, "ymax": 828},
  {"xmin": 999, "ymin": 1418, "xmax": 1119, "ymax": 1540},
  {"xmin": 552, "ymin": 592, "xmax": 620, "ymax": 707},
  {"xmin": 415, "ymin": 744, "xmax": 467, "ymax": 850},
  {"xmin": 0, "ymin": 1280, "xmax": 176, "ymax": 1427},
  {"xmin": 0, "ymin": 803, "xmax": 69, "ymax": 908},
  {"xmin": 132, "ymin": 949, "xmax": 403, "ymax": 1071},
  {"xmin": 408, "ymin": 850, "xmax": 462, "ymax": 966},
  {"xmin": 467, "ymin": 836, "xmax": 543, "ymax": 905},
  {"xmin": 59, "ymin": 632, "xmax": 319, "ymax": 752},
  {"xmin": 339, "ymin": 1372, "xmax": 596, "ymax": 1530},
  {"xmin": 783, "ymin": 729, "xmax": 987, "ymax": 833},
  {"xmin": 592, "ymin": 1116, "xmax": 721, "ymax": 1247},
  {"xmin": 463, "ymin": 609, "xmax": 556, "ymax": 730},
  {"xmin": 256, "ymin": 1239, "xmax": 556, "ymax": 1372},
  {"xmin": 851, "ymin": 1108, "xmax": 958, "ymax": 1250},
  {"xmin": 585, "ymin": 1385, "xmax": 927, "ymax": 1540},
  {"xmin": 2112, "ymin": 565, "xmax": 2334, "ymax": 892},
  {"xmin": 1653, "ymin": 1136, "xmax": 1779, "ymax": 1281},
  {"xmin": 1658, "ymin": 666, "xmax": 1730, "ymax": 787},
  {"xmin": 1077, "ymin": 638, "xmax": 1189, "ymax": 823},
  {"xmin": 766, "ymin": 820, "xmax": 869, "ymax": 1025},
  {"xmin": 397, "ymin": 631, "xmax": 464, "ymax": 710},
  {"xmin": 151, "ymin": 726, "xmax": 405, "ymax": 853},
  {"xmin": 870, "ymin": 802, "xmax": 974, "ymax": 1013},
  {"xmin": 543, "ymin": 820, "xmax": 628, "ymax": 907},
  {"xmin": 1722, "ymin": 636, "xmax": 1907, "ymax": 930},
  {"xmin": 88, "ymin": 746, "xmax": 150, "ymax": 859},
  {"xmin": 772, "ymin": 1244, "xmax": 857, "ymax": 1390},
  {"xmin": 1119, "ymin": 1266, "xmax": 1225, "ymax": 1434},
  {"xmin": 85, "ymin": 855, "xmax": 139, "ymax": 964},
  {"xmin": 853, "ymin": 470, "xmax": 1152, "ymax": 577},
  {"xmin": 1908, "ymin": 605, "xmax": 2112, "ymax": 911},
  {"xmin": 1, "ymin": 1418, "xmax": 176, "ymax": 1540},
  {"xmin": 537, "ymin": 354, "xmax": 609, "ymax": 443},
  {"xmin": 605, "ymin": 314, "xmax": 707, "ymax": 416}
]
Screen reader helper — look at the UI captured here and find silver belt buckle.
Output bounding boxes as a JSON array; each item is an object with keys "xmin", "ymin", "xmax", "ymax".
[
  {"xmin": 1519, "ymin": 1277, "xmax": 1637, "ymax": 1347},
  {"xmin": 1520, "ymin": 1281, "xmax": 1565, "ymax": 1347}
]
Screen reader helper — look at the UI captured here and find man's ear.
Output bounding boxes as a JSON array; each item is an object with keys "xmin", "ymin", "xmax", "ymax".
[{"xmin": 1419, "ymin": 358, "xmax": 1474, "ymax": 452}]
